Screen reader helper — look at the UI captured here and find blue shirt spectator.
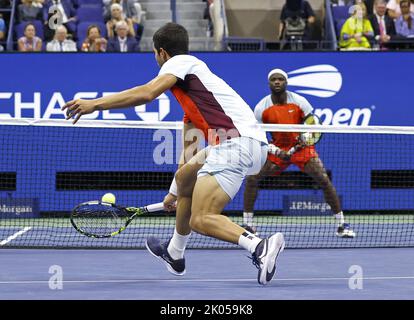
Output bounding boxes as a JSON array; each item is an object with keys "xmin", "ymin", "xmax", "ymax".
[
  {"xmin": 0, "ymin": 17, "xmax": 5, "ymax": 40},
  {"xmin": 395, "ymin": 0, "xmax": 414, "ymax": 37},
  {"xmin": 0, "ymin": 16, "xmax": 5, "ymax": 51}
]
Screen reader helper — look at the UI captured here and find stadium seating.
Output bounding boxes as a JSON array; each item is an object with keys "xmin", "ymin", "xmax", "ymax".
[
  {"xmin": 335, "ymin": 18, "xmax": 347, "ymax": 37},
  {"xmin": 331, "ymin": 5, "xmax": 351, "ymax": 37},
  {"xmin": 331, "ymin": 5, "xmax": 352, "ymax": 20},
  {"xmin": 77, "ymin": 0, "xmax": 103, "ymax": 6},
  {"xmin": 76, "ymin": 6, "xmax": 104, "ymax": 23}
]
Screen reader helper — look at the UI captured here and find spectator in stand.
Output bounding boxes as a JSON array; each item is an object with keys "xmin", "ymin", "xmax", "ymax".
[
  {"xmin": 387, "ymin": 0, "xmax": 414, "ymax": 19},
  {"xmin": 331, "ymin": 0, "xmax": 355, "ymax": 5},
  {"xmin": 106, "ymin": 3, "xmax": 135, "ymax": 39},
  {"xmin": 369, "ymin": 0, "xmax": 397, "ymax": 48},
  {"xmin": 279, "ymin": 0, "xmax": 316, "ymax": 41},
  {"xmin": 81, "ymin": 24, "xmax": 107, "ymax": 52},
  {"xmin": 107, "ymin": 20, "xmax": 139, "ymax": 52},
  {"xmin": 395, "ymin": 0, "xmax": 414, "ymax": 36},
  {"xmin": 18, "ymin": 0, "xmax": 43, "ymax": 23},
  {"xmin": 46, "ymin": 25, "xmax": 77, "ymax": 51},
  {"xmin": 43, "ymin": 0, "xmax": 77, "ymax": 37},
  {"xmin": 33, "ymin": 0, "xmax": 45, "ymax": 8},
  {"xmin": 103, "ymin": 0, "xmax": 138, "ymax": 22},
  {"xmin": 332, "ymin": 1, "xmax": 375, "ymax": 15},
  {"xmin": 18, "ymin": 22, "xmax": 43, "ymax": 52},
  {"xmin": 130, "ymin": 0, "xmax": 144, "ymax": 24},
  {"xmin": 203, "ymin": 0, "xmax": 214, "ymax": 37},
  {"xmin": 0, "ymin": 14, "xmax": 5, "ymax": 51},
  {"xmin": 340, "ymin": 2, "xmax": 374, "ymax": 49}
]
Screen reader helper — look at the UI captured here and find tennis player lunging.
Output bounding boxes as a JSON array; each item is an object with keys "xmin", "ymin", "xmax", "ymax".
[
  {"xmin": 242, "ymin": 69, "xmax": 355, "ymax": 238},
  {"xmin": 62, "ymin": 23, "xmax": 285, "ymax": 286}
]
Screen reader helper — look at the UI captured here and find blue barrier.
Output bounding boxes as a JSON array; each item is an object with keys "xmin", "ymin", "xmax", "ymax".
[{"xmin": 0, "ymin": 52, "xmax": 413, "ymax": 125}]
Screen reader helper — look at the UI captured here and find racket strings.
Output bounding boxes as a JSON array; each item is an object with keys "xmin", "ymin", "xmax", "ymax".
[
  {"xmin": 301, "ymin": 114, "xmax": 322, "ymax": 146},
  {"xmin": 72, "ymin": 205, "xmax": 126, "ymax": 237},
  {"xmin": 300, "ymin": 131, "xmax": 322, "ymax": 146}
]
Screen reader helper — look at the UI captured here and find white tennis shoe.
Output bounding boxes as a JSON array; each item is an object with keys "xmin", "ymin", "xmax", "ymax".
[{"xmin": 251, "ymin": 232, "xmax": 285, "ymax": 285}]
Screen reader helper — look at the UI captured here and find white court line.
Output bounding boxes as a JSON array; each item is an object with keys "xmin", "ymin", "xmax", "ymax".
[
  {"xmin": 1, "ymin": 276, "xmax": 414, "ymax": 285},
  {"xmin": 0, "ymin": 227, "xmax": 32, "ymax": 246}
]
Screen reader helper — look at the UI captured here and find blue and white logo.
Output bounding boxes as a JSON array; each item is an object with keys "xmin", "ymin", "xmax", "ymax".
[
  {"xmin": 288, "ymin": 65, "xmax": 343, "ymax": 98},
  {"xmin": 135, "ymin": 93, "xmax": 170, "ymax": 122}
]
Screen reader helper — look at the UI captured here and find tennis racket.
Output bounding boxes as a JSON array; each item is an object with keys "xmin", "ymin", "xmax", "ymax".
[
  {"xmin": 70, "ymin": 201, "xmax": 165, "ymax": 238},
  {"xmin": 286, "ymin": 113, "xmax": 323, "ymax": 156},
  {"xmin": 267, "ymin": 113, "xmax": 323, "ymax": 158}
]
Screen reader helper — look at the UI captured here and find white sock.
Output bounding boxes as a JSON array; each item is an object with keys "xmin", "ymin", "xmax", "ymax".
[
  {"xmin": 335, "ymin": 211, "xmax": 345, "ymax": 226},
  {"xmin": 167, "ymin": 228, "xmax": 191, "ymax": 260},
  {"xmin": 238, "ymin": 231, "xmax": 262, "ymax": 254},
  {"xmin": 243, "ymin": 212, "xmax": 254, "ymax": 226}
]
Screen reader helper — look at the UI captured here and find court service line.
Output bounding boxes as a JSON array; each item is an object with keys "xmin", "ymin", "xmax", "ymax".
[
  {"xmin": 1, "ymin": 276, "xmax": 414, "ymax": 285},
  {"xmin": 0, "ymin": 227, "xmax": 32, "ymax": 246}
]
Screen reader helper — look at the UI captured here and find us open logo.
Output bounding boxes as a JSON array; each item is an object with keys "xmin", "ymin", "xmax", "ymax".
[
  {"xmin": 287, "ymin": 65, "xmax": 372, "ymax": 125},
  {"xmin": 287, "ymin": 64, "xmax": 343, "ymax": 98}
]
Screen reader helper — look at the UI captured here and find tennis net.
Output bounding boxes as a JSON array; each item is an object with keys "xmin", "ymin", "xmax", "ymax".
[{"xmin": 0, "ymin": 119, "xmax": 413, "ymax": 249}]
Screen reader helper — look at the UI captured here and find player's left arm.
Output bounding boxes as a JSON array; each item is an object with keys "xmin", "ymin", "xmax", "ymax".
[{"xmin": 62, "ymin": 74, "xmax": 178, "ymax": 124}]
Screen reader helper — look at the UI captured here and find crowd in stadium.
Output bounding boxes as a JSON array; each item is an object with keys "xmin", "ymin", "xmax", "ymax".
[
  {"xmin": 0, "ymin": 0, "xmax": 413, "ymax": 52},
  {"xmin": 0, "ymin": 0, "xmax": 147, "ymax": 52},
  {"xmin": 334, "ymin": 0, "xmax": 414, "ymax": 49}
]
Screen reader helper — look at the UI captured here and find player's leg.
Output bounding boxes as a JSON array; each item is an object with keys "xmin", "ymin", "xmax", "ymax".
[
  {"xmin": 303, "ymin": 157, "xmax": 341, "ymax": 213},
  {"xmin": 303, "ymin": 156, "xmax": 355, "ymax": 238},
  {"xmin": 190, "ymin": 174, "xmax": 242, "ymax": 242},
  {"xmin": 146, "ymin": 148, "xmax": 208, "ymax": 275},
  {"xmin": 190, "ymin": 137, "xmax": 285, "ymax": 285},
  {"xmin": 243, "ymin": 159, "xmax": 282, "ymax": 233},
  {"xmin": 168, "ymin": 148, "xmax": 210, "ymax": 257}
]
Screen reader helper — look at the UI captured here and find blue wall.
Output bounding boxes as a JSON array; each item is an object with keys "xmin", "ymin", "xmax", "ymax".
[
  {"xmin": 0, "ymin": 52, "xmax": 413, "ymax": 125},
  {"xmin": 0, "ymin": 53, "xmax": 413, "ymax": 213}
]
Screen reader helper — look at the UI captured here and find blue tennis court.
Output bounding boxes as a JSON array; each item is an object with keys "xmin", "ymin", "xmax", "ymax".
[{"xmin": 1, "ymin": 248, "xmax": 413, "ymax": 300}]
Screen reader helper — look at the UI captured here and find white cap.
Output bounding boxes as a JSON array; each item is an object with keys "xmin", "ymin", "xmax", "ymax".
[{"xmin": 267, "ymin": 68, "xmax": 288, "ymax": 82}]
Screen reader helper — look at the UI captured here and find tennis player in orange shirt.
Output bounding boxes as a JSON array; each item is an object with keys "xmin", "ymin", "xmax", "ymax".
[{"xmin": 243, "ymin": 69, "xmax": 355, "ymax": 238}]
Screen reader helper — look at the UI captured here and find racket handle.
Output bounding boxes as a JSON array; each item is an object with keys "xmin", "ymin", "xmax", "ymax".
[
  {"xmin": 144, "ymin": 202, "xmax": 165, "ymax": 213},
  {"xmin": 268, "ymin": 144, "xmax": 281, "ymax": 156},
  {"xmin": 288, "ymin": 145, "xmax": 298, "ymax": 156}
]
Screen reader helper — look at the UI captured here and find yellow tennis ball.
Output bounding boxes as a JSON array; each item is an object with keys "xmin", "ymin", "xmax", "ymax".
[{"xmin": 101, "ymin": 193, "xmax": 116, "ymax": 204}]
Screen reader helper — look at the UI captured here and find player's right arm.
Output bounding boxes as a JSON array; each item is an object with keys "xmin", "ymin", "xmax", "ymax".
[{"xmin": 62, "ymin": 74, "xmax": 178, "ymax": 124}]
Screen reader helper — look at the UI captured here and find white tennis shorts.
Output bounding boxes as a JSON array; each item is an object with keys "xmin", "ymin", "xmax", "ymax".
[{"xmin": 197, "ymin": 137, "xmax": 268, "ymax": 199}]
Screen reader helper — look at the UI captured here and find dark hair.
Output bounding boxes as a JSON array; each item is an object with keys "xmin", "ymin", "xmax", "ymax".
[
  {"xmin": 87, "ymin": 24, "xmax": 101, "ymax": 37},
  {"xmin": 153, "ymin": 23, "xmax": 189, "ymax": 56},
  {"xmin": 400, "ymin": 0, "xmax": 410, "ymax": 6},
  {"xmin": 24, "ymin": 23, "xmax": 36, "ymax": 32}
]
